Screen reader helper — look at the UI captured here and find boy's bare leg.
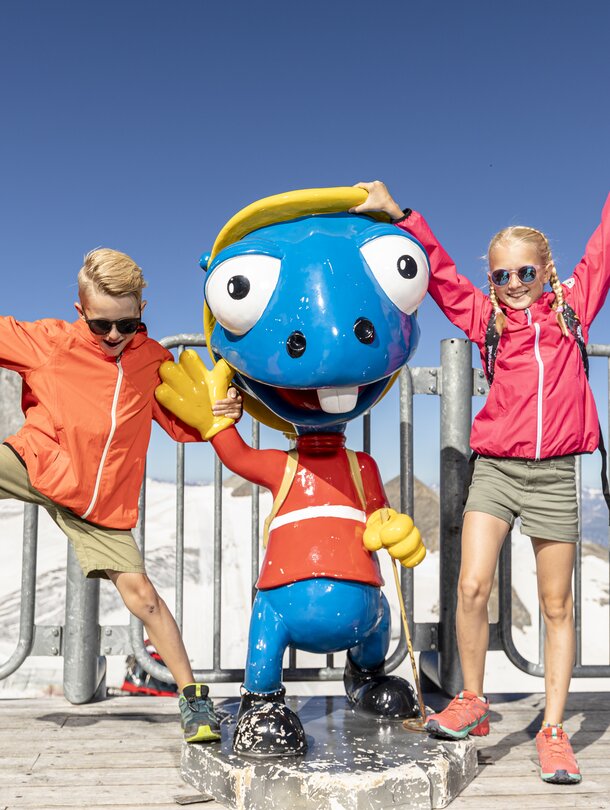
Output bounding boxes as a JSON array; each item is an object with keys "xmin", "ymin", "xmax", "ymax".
[
  {"xmin": 107, "ymin": 570, "xmax": 194, "ymax": 690},
  {"xmin": 531, "ymin": 539, "xmax": 576, "ymax": 725},
  {"xmin": 457, "ymin": 511, "xmax": 509, "ymax": 696}
]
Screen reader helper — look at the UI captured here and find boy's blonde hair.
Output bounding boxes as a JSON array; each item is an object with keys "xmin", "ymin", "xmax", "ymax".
[
  {"xmin": 487, "ymin": 226, "xmax": 569, "ymax": 338},
  {"xmin": 78, "ymin": 248, "xmax": 147, "ymax": 304}
]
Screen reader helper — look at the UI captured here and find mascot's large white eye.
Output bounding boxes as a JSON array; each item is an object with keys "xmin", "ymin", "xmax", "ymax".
[
  {"xmin": 205, "ymin": 254, "xmax": 281, "ymax": 335},
  {"xmin": 360, "ymin": 234, "xmax": 429, "ymax": 315}
]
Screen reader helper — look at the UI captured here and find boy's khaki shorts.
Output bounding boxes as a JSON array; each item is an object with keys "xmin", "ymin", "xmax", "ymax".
[
  {"xmin": 0, "ymin": 443, "xmax": 146, "ymax": 578},
  {"xmin": 464, "ymin": 455, "xmax": 579, "ymax": 543}
]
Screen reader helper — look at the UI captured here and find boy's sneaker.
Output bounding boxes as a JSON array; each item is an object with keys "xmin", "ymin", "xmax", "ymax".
[
  {"xmin": 536, "ymin": 725, "xmax": 581, "ymax": 784},
  {"xmin": 425, "ymin": 690, "xmax": 490, "ymax": 740},
  {"xmin": 179, "ymin": 683, "xmax": 221, "ymax": 743}
]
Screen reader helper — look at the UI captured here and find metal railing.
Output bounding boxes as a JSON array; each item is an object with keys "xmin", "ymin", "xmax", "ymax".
[{"xmin": 1, "ymin": 336, "xmax": 609, "ymax": 700}]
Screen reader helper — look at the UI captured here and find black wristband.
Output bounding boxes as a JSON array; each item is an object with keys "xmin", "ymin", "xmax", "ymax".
[{"xmin": 391, "ymin": 207, "xmax": 413, "ymax": 224}]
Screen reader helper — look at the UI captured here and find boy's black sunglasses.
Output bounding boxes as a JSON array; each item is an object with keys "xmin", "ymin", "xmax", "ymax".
[
  {"xmin": 489, "ymin": 265, "xmax": 540, "ymax": 287},
  {"xmin": 85, "ymin": 317, "xmax": 141, "ymax": 336}
]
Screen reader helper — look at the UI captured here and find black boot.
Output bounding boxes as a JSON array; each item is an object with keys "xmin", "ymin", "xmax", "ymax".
[
  {"xmin": 233, "ymin": 688, "xmax": 308, "ymax": 758},
  {"xmin": 343, "ymin": 653, "xmax": 418, "ymax": 718},
  {"xmin": 236, "ymin": 685, "xmax": 286, "ymax": 719}
]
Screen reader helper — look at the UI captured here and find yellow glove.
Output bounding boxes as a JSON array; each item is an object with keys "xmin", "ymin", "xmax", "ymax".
[
  {"xmin": 363, "ymin": 507, "xmax": 426, "ymax": 568},
  {"xmin": 155, "ymin": 351, "xmax": 235, "ymax": 440}
]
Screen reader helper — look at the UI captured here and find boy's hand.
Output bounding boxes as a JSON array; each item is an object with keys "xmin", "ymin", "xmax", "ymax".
[
  {"xmin": 213, "ymin": 386, "xmax": 243, "ymax": 422},
  {"xmin": 363, "ymin": 507, "xmax": 426, "ymax": 568},
  {"xmin": 349, "ymin": 180, "xmax": 404, "ymax": 221},
  {"xmin": 156, "ymin": 351, "xmax": 236, "ymax": 439}
]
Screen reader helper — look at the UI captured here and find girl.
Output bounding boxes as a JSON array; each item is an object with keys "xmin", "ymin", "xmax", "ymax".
[{"xmin": 351, "ymin": 180, "xmax": 610, "ymax": 785}]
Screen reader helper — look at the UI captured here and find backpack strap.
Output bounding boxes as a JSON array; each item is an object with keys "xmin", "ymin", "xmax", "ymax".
[
  {"xmin": 262, "ymin": 449, "xmax": 299, "ymax": 548},
  {"xmin": 262, "ymin": 449, "xmax": 369, "ymax": 547},
  {"xmin": 557, "ymin": 306, "xmax": 610, "ymax": 520},
  {"xmin": 346, "ymin": 449, "xmax": 367, "ymax": 512},
  {"xmin": 560, "ymin": 302, "xmax": 589, "ymax": 378},
  {"xmin": 552, "ymin": 305, "xmax": 610, "ymax": 519},
  {"xmin": 483, "ymin": 310, "xmax": 501, "ymax": 384},
  {"xmin": 597, "ymin": 426, "xmax": 610, "ymax": 524}
]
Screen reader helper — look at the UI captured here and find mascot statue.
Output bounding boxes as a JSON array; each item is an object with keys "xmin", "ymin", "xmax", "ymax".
[{"xmin": 156, "ymin": 186, "xmax": 430, "ymax": 757}]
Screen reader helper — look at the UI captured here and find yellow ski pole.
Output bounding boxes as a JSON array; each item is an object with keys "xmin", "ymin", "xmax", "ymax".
[
  {"xmin": 390, "ymin": 558, "xmax": 428, "ymax": 731},
  {"xmin": 379, "ymin": 507, "xmax": 427, "ymax": 731}
]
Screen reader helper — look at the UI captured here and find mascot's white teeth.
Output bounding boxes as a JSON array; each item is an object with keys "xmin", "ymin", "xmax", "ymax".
[{"xmin": 317, "ymin": 387, "xmax": 359, "ymax": 414}]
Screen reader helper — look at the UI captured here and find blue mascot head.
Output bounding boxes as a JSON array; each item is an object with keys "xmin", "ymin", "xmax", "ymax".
[{"xmin": 202, "ymin": 187, "xmax": 429, "ymax": 435}]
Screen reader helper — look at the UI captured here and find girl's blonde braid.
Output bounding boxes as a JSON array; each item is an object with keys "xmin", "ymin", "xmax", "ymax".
[
  {"xmin": 526, "ymin": 226, "xmax": 570, "ymax": 338},
  {"xmin": 548, "ymin": 265, "xmax": 570, "ymax": 337},
  {"xmin": 488, "ymin": 282, "xmax": 506, "ymax": 335}
]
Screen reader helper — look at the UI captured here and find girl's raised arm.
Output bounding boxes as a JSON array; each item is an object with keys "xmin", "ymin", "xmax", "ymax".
[
  {"xmin": 395, "ymin": 210, "xmax": 491, "ymax": 345},
  {"xmin": 563, "ymin": 193, "xmax": 610, "ymax": 329}
]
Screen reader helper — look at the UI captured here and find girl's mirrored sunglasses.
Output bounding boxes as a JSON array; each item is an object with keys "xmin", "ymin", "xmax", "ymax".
[
  {"xmin": 85, "ymin": 317, "xmax": 141, "ymax": 336},
  {"xmin": 489, "ymin": 264, "xmax": 540, "ymax": 287}
]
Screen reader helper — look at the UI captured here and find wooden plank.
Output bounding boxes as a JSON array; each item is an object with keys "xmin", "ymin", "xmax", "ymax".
[
  {"xmin": 0, "ymin": 726, "xmax": 182, "ymax": 741},
  {"xmin": 0, "ymin": 756, "xmax": 38, "ymax": 770},
  {"xmin": 477, "ymin": 751, "xmax": 610, "ymax": 771},
  {"xmin": 0, "ymin": 740, "xmax": 179, "ymax": 756},
  {"xmin": 483, "ymin": 710, "xmax": 610, "ymax": 728},
  {"xmin": 0, "ymin": 696, "xmax": 181, "ymax": 710},
  {"xmin": 0, "ymin": 783, "xmax": 189, "ymax": 806},
  {"xmin": 451, "ymin": 796, "xmax": 610, "ymax": 809},
  {"xmin": 0, "ymin": 712, "xmax": 179, "ymax": 725},
  {"xmin": 476, "ymin": 741, "xmax": 610, "ymax": 757},
  {"xmin": 486, "ymin": 692, "xmax": 610, "ymax": 708},
  {"xmin": 477, "ymin": 753, "xmax": 610, "ymax": 770},
  {"xmin": 0, "ymin": 766, "xmax": 187, "ymax": 787},
  {"xmin": 7, "ymin": 805, "xmax": 222, "ymax": 810},
  {"xmin": 0, "ymin": 698, "xmax": 227, "ymax": 717},
  {"xmin": 458, "ymin": 775, "xmax": 608, "ymax": 796},
  {"xmin": 468, "ymin": 730, "xmax": 610, "ymax": 745},
  {"xmin": 33, "ymin": 751, "xmax": 180, "ymax": 770}
]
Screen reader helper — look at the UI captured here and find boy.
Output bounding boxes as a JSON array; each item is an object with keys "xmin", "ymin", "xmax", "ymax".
[{"xmin": 0, "ymin": 247, "xmax": 241, "ymax": 742}]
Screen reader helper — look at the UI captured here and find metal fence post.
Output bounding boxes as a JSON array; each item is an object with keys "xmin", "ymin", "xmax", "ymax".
[
  {"xmin": 63, "ymin": 544, "xmax": 106, "ymax": 703},
  {"xmin": 0, "ymin": 504, "xmax": 39, "ymax": 679},
  {"xmin": 423, "ymin": 338, "xmax": 472, "ymax": 695}
]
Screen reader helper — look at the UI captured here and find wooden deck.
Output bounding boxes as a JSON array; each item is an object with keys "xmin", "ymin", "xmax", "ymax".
[{"xmin": 0, "ymin": 692, "xmax": 608, "ymax": 809}]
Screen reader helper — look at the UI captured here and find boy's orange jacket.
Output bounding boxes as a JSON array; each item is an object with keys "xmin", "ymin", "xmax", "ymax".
[{"xmin": 1, "ymin": 317, "xmax": 201, "ymax": 529}]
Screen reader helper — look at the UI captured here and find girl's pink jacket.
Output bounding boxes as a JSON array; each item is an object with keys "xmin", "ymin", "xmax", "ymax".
[{"xmin": 396, "ymin": 195, "xmax": 610, "ymax": 460}]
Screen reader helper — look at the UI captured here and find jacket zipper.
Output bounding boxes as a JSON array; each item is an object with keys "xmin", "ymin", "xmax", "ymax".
[
  {"xmin": 81, "ymin": 356, "xmax": 124, "ymax": 519},
  {"xmin": 526, "ymin": 308, "xmax": 544, "ymax": 459}
]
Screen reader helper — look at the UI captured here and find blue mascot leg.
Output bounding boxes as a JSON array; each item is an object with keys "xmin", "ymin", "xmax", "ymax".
[
  {"xmin": 344, "ymin": 593, "xmax": 419, "ymax": 719},
  {"xmin": 243, "ymin": 590, "xmax": 290, "ymax": 695},
  {"xmin": 348, "ymin": 591, "xmax": 391, "ymax": 671},
  {"xmin": 234, "ymin": 589, "xmax": 307, "ymax": 758}
]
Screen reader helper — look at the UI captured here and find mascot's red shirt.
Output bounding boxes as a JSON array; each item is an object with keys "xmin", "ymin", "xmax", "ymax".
[{"xmin": 211, "ymin": 429, "xmax": 386, "ymax": 589}]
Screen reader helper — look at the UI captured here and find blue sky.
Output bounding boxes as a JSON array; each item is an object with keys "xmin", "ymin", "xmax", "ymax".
[{"xmin": 1, "ymin": 1, "xmax": 609, "ymax": 487}]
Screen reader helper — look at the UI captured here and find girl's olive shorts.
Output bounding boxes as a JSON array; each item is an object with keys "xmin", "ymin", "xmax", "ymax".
[{"xmin": 464, "ymin": 455, "xmax": 579, "ymax": 543}]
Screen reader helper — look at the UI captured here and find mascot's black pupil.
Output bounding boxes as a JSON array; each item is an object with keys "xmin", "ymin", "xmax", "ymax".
[
  {"xmin": 397, "ymin": 255, "xmax": 417, "ymax": 279},
  {"xmin": 227, "ymin": 275, "xmax": 250, "ymax": 300}
]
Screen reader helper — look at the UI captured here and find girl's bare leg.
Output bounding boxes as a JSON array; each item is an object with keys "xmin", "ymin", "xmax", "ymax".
[
  {"xmin": 531, "ymin": 539, "xmax": 576, "ymax": 725},
  {"xmin": 457, "ymin": 511, "xmax": 510, "ymax": 696}
]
